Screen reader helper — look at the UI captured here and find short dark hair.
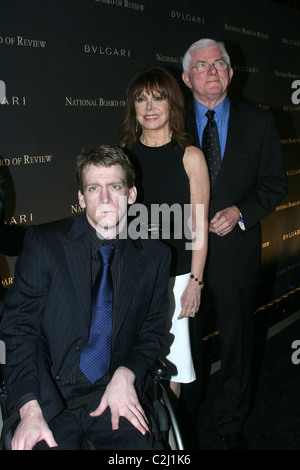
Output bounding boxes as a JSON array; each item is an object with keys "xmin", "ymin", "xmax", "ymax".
[{"xmin": 75, "ymin": 145, "xmax": 135, "ymax": 193}]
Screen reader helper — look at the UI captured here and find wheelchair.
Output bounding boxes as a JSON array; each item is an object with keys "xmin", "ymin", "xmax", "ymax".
[
  {"xmin": 0, "ymin": 367, "xmax": 11, "ymax": 450},
  {"xmin": 0, "ymin": 360, "xmax": 184, "ymax": 451},
  {"xmin": 148, "ymin": 360, "xmax": 184, "ymax": 450}
]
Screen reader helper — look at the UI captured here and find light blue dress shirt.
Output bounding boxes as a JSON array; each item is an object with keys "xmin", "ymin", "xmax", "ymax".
[
  {"xmin": 194, "ymin": 97, "xmax": 245, "ymax": 229},
  {"xmin": 193, "ymin": 97, "xmax": 230, "ymax": 159}
]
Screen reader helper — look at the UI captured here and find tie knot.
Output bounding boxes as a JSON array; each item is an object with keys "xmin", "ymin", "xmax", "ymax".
[
  {"xmin": 206, "ymin": 110, "xmax": 215, "ymax": 121},
  {"xmin": 99, "ymin": 244, "xmax": 115, "ymax": 265}
]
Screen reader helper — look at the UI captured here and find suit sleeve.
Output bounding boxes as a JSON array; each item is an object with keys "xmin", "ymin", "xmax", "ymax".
[
  {"xmin": 0, "ymin": 226, "xmax": 49, "ymax": 411},
  {"xmin": 237, "ymin": 112, "xmax": 288, "ymax": 230},
  {"xmin": 119, "ymin": 244, "xmax": 171, "ymax": 384},
  {"xmin": 0, "ymin": 171, "xmax": 5, "ymax": 224}
]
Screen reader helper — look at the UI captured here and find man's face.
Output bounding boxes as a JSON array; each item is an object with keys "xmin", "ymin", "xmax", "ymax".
[
  {"xmin": 78, "ymin": 163, "xmax": 137, "ymax": 238},
  {"xmin": 182, "ymin": 46, "xmax": 233, "ymax": 105}
]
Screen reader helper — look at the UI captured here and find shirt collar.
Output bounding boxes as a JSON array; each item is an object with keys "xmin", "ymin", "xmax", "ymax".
[
  {"xmin": 194, "ymin": 97, "xmax": 230, "ymax": 123},
  {"xmin": 88, "ymin": 222, "xmax": 125, "ymax": 258}
]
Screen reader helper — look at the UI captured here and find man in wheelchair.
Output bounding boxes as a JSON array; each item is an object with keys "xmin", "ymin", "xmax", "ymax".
[{"xmin": 0, "ymin": 146, "xmax": 172, "ymax": 450}]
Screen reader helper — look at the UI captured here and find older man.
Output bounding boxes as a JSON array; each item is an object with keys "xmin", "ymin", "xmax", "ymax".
[{"xmin": 182, "ymin": 39, "xmax": 287, "ymax": 449}]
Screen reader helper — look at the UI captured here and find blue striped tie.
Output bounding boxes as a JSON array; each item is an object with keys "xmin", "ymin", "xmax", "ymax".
[{"xmin": 80, "ymin": 244, "xmax": 115, "ymax": 384}]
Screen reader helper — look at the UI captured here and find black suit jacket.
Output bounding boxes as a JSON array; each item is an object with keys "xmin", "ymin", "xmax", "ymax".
[
  {"xmin": 186, "ymin": 100, "xmax": 287, "ymax": 289},
  {"xmin": 1, "ymin": 213, "xmax": 171, "ymax": 422},
  {"xmin": 0, "ymin": 172, "xmax": 4, "ymax": 225},
  {"xmin": 0, "ymin": 172, "xmax": 4, "ymax": 307},
  {"xmin": 0, "ymin": 172, "xmax": 26, "ymax": 305}
]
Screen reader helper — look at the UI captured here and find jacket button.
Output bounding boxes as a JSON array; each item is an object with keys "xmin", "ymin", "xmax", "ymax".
[
  {"xmin": 75, "ymin": 345, "xmax": 82, "ymax": 352},
  {"xmin": 55, "ymin": 374, "xmax": 62, "ymax": 381}
]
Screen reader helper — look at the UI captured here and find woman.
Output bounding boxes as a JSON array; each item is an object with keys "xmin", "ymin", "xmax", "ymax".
[{"xmin": 119, "ymin": 67, "xmax": 210, "ymax": 399}]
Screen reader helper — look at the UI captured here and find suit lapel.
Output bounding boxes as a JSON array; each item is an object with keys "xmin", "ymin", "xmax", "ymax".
[
  {"xmin": 63, "ymin": 213, "xmax": 91, "ymax": 324},
  {"xmin": 213, "ymin": 102, "xmax": 248, "ymax": 188},
  {"xmin": 62, "ymin": 217, "xmax": 146, "ymax": 335},
  {"xmin": 112, "ymin": 238, "xmax": 145, "ymax": 344},
  {"xmin": 223, "ymin": 102, "xmax": 247, "ymax": 161}
]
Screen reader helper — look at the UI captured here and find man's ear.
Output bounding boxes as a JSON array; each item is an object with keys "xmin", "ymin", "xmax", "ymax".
[
  {"xmin": 128, "ymin": 186, "xmax": 137, "ymax": 205},
  {"xmin": 228, "ymin": 67, "xmax": 233, "ymax": 85},
  {"xmin": 78, "ymin": 190, "xmax": 86, "ymax": 208},
  {"xmin": 182, "ymin": 71, "xmax": 192, "ymax": 89}
]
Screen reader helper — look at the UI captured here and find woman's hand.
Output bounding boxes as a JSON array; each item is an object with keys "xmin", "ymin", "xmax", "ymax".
[{"xmin": 178, "ymin": 281, "xmax": 202, "ymax": 319}]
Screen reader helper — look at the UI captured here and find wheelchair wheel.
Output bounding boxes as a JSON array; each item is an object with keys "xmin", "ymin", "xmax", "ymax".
[{"xmin": 160, "ymin": 385, "xmax": 184, "ymax": 450}]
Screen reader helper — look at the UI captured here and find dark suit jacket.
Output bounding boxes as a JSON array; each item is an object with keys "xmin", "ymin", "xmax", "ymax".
[
  {"xmin": 0, "ymin": 172, "xmax": 26, "ymax": 308},
  {"xmin": 0, "ymin": 213, "xmax": 171, "ymax": 422},
  {"xmin": 0, "ymin": 172, "xmax": 4, "ymax": 307},
  {"xmin": 186, "ymin": 100, "xmax": 287, "ymax": 289},
  {"xmin": 0, "ymin": 172, "xmax": 4, "ymax": 226}
]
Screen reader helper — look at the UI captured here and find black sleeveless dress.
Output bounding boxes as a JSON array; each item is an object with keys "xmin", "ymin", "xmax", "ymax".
[
  {"xmin": 129, "ymin": 140, "xmax": 192, "ymax": 277},
  {"xmin": 128, "ymin": 139, "xmax": 196, "ymax": 382}
]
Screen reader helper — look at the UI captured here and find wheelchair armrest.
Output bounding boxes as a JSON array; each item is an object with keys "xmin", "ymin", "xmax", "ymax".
[{"xmin": 148, "ymin": 359, "xmax": 168, "ymax": 382}]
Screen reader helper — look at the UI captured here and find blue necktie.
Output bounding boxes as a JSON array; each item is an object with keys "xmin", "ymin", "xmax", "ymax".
[
  {"xmin": 80, "ymin": 244, "xmax": 115, "ymax": 384},
  {"xmin": 202, "ymin": 110, "xmax": 222, "ymax": 186}
]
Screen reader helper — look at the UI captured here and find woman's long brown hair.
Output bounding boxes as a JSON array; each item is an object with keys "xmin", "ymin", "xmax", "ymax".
[{"xmin": 118, "ymin": 66, "xmax": 193, "ymax": 149}]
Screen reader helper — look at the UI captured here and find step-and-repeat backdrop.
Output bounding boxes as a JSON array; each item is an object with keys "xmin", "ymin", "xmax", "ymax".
[{"xmin": 1, "ymin": 0, "xmax": 299, "ymax": 306}]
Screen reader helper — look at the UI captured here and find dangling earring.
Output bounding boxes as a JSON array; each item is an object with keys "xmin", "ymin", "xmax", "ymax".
[{"xmin": 136, "ymin": 117, "xmax": 139, "ymax": 133}]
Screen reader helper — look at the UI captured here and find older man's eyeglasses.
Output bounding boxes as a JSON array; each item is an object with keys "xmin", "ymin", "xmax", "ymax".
[{"xmin": 190, "ymin": 60, "xmax": 228, "ymax": 73}]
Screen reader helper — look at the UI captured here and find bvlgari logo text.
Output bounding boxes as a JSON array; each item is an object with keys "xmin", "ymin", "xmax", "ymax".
[
  {"xmin": 282, "ymin": 37, "xmax": 300, "ymax": 47},
  {"xmin": 84, "ymin": 44, "xmax": 131, "ymax": 58},
  {"xmin": 4, "ymin": 213, "xmax": 33, "ymax": 225},
  {"xmin": 1, "ymin": 96, "xmax": 26, "ymax": 106},
  {"xmin": 283, "ymin": 228, "xmax": 300, "ymax": 240},
  {"xmin": 171, "ymin": 10, "xmax": 204, "ymax": 24},
  {"xmin": 283, "ymin": 104, "xmax": 300, "ymax": 111},
  {"xmin": 170, "ymin": 10, "xmax": 204, "ymax": 24},
  {"xmin": 233, "ymin": 64, "xmax": 259, "ymax": 74},
  {"xmin": 286, "ymin": 168, "xmax": 300, "ymax": 175},
  {"xmin": 0, "ymin": 35, "xmax": 46, "ymax": 48},
  {"xmin": 1, "ymin": 277, "xmax": 14, "ymax": 288}
]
